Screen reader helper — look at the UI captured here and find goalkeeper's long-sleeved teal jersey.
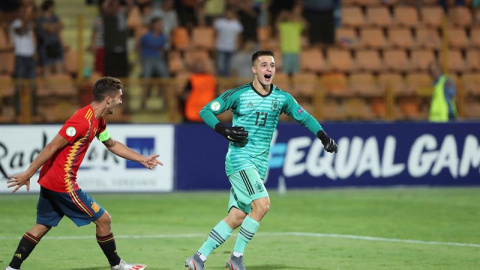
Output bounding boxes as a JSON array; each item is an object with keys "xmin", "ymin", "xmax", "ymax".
[{"xmin": 199, "ymin": 82, "xmax": 323, "ymax": 179}]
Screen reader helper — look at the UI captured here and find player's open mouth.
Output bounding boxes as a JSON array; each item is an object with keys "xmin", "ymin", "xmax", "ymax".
[{"xmin": 264, "ymin": 74, "xmax": 272, "ymax": 81}]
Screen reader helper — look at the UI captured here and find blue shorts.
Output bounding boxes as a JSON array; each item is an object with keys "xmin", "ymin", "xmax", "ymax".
[{"xmin": 36, "ymin": 187, "xmax": 105, "ymax": 227}]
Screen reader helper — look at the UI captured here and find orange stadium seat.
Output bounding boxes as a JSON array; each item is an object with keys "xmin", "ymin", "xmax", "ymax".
[
  {"xmin": 415, "ymin": 28, "xmax": 442, "ymax": 49},
  {"xmin": 167, "ymin": 50, "xmax": 184, "ymax": 74},
  {"xmin": 383, "ymin": 49, "xmax": 410, "ymax": 72},
  {"xmin": 300, "ymin": 48, "xmax": 326, "ymax": 73},
  {"xmin": 355, "ymin": 50, "xmax": 382, "ymax": 72},
  {"xmin": 192, "ymin": 26, "xmax": 215, "ymax": 50},
  {"xmin": 46, "ymin": 73, "xmax": 76, "ymax": 96},
  {"xmin": 471, "ymin": 28, "xmax": 480, "ymax": 47},
  {"xmin": 420, "ymin": 6, "xmax": 444, "ymax": 28},
  {"xmin": 349, "ymin": 72, "xmax": 383, "ymax": 97},
  {"xmin": 326, "ymin": 49, "xmax": 353, "ymax": 72},
  {"xmin": 378, "ymin": 72, "xmax": 406, "ymax": 95},
  {"xmin": 393, "ymin": 6, "xmax": 419, "ymax": 27},
  {"xmin": 359, "ymin": 28, "xmax": 387, "ymax": 49},
  {"xmin": 183, "ymin": 49, "xmax": 212, "ymax": 71},
  {"xmin": 448, "ymin": 6, "xmax": 473, "ymax": 27},
  {"xmin": 321, "ymin": 72, "xmax": 350, "ymax": 97},
  {"xmin": 387, "ymin": 28, "xmax": 414, "ymax": 48},
  {"xmin": 127, "ymin": 6, "xmax": 143, "ymax": 29},
  {"xmin": 447, "ymin": 28, "xmax": 469, "ymax": 48},
  {"xmin": 344, "ymin": 98, "xmax": 370, "ymax": 120},
  {"xmin": 273, "ymin": 72, "xmax": 291, "ymax": 91},
  {"xmin": 466, "ymin": 49, "xmax": 480, "ymax": 71},
  {"xmin": 366, "ymin": 7, "xmax": 392, "ymax": 27},
  {"xmin": 462, "ymin": 73, "xmax": 480, "ymax": 96},
  {"xmin": 0, "ymin": 75, "xmax": 14, "ymax": 99},
  {"xmin": 321, "ymin": 99, "xmax": 345, "ymax": 121},
  {"xmin": 398, "ymin": 96, "xmax": 425, "ymax": 120},
  {"xmin": 292, "ymin": 73, "xmax": 318, "ymax": 98},
  {"xmin": 411, "ymin": 49, "xmax": 436, "ymax": 71},
  {"xmin": 64, "ymin": 49, "xmax": 78, "ymax": 75},
  {"xmin": 0, "ymin": 51, "xmax": 14, "ymax": 74},
  {"xmin": 341, "ymin": 7, "xmax": 365, "ymax": 28},
  {"xmin": 336, "ymin": 27, "xmax": 358, "ymax": 48},
  {"xmin": 405, "ymin": 73, "xmax": 432, "ymax": 96},
  {"xmin": 171, "ymin": 27, "xmax": 190, "ymax": 50},
  {"xmin": 440, "ymin": 49, "xmax": 465, "ymax": 74}
]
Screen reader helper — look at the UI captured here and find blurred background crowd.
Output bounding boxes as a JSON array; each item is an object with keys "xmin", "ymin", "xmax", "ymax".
[{"xmin": 0, "ymin": 0, "xmax": 479, "ymax": 124}]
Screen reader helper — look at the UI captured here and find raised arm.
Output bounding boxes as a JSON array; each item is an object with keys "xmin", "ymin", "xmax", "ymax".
[
  {"xmin": 7, "ymin": 134, "xmax": 68, "ymax": 193},
  {"xmin": 102, "ymin": 137, "xmax": 163, "ymax": 169}
]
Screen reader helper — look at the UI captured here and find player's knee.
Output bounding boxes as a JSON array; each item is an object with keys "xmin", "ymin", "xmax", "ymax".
[
  {"xmin": 252, "ymin": 199, "xmax": 270, "ymax": 216},
  {"xmin": 97, "ymin": 211, "xmax": 112, "ymax": 227}
]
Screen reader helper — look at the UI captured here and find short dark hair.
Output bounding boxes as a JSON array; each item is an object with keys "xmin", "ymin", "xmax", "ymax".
[
  {"xmin": 93, "ymin": 77, "xmax": 123, "ymax": 102},
  {"xmin": 251, "ymin": 50, "xmax": 274, "ymax": 66},
  {"xmin": 41, "ymin": 0, "xmax": 54, "ymax": 11}
]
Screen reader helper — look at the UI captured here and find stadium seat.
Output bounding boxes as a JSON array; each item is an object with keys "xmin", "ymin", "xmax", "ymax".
[
  {"xmin": 420, "ymin": 6, "xmax": 444, "ymax": 28},
  {"xmin": 366, "ymin": 7, "xmax": 392, "ymax": 27},
  {"xmin": 464, "ymin": 100, "xmax": 480, "ymax": 118},
  {"xmin": 292, "ymin": 73, "xmax": 318, "ymax": 98},
  {"xmin": 370, "ymin": 97, "xmax": 387, "ymax": 118},
  {"xmin": 393, "ymin": 6, "xmax": 419, "ymax": 27},
  {"xmin": 355, "ymin": 50, "xmax": 382, "ymax": 72},
  {"xmin": 321, "ymin": 98, "xmax": 345, "ymax": 121},
  {"xmin": 471, "ymin": 27, "xmax": 480, "ymax": 47},
  {"xmin": 359, "ymin": 28, "xmax": 387, "ymax": 49},
  {"xmin": 344, "ymin": 98, "xmax": 371, "ymax": 120},
  {"xmin": 411, "ymin": 49, "xmax": 436, "ymax": 71},
  {"xmin": 171, "ymin": 27, "xmax": 190, "ymax": 50},
  {"xmin": 0, "ymin": 75, "xmax": 14, "ymax": 99},
  {"xmin": 183, "ymin": 49, "xmax": 213, "ymax": 73},
  {"xmin": 415, "ymin": 28, "xmax": 442, "ymax": 49},
  {"xmin": 300, "ymin": 48, "xmax": 326, "ymax": 73},
  {"xmin": 336, "ymin": 27, "xmax": 358, "ymax": 48},
  {"xmin": 167, "ymin": 50, "xmax": 184, "ymax": 74},
  {"xmin": 447, "ymin": 28, "xmax": 469, "ymax": 48},
  {"xmin": 127, "ymin": 6, "xmax": 143, "ymax": 29},
  {"xmin": 387, "ymin": 28, "xmax": 414, "ymax": 48},
  {"xmin": 326, "ymin": 49, "xmax": 353, "ymax": 72},
  {"xmin": 0, "ymin": 25, "xmax": 13, "ymax": 51},
  {"xmin": 462, "ymin": 73, "xmax": 480, "ymax": 96},
  {"xmin": 378, "ymin": 72, "xmax": 406, "ymax": 94},
  {"xmin": 383, "ymin": 49, "xmax": 410, "ymax": 72},
  {"xmin": 405, "ymin": 73, "xmax": 433, "ymax": 96},
  {"xmin": 192, "ymin": 26, "xmax": 215, "ymax": 50},
  {"xmin": 440, "ymin": 49, "xmax": 466, "ymax": 74},
  {"xmin": 341, "ymin": 6, "xmax": 365, "ymax": 28},
  {"xmin": 349, "ymin": 72, "xmax": 383, "ymax": 97},
  {"xmin": 465, "ymin": 49, "xmax": 480, "ymax": 71},
  {"xmin": 46, "ymin": 73, "xmax": 76, "ymax": 96},
  {"xmin": 398, "ymin": 96, "xmax": 425, "ymax": 120},
  {"xmin": 0, "ymin": 51, "xmax": 14, "ymax": 74},
  {"xmin": 448, "ymin": 6, "xmax": 473, "ymax": 27},
  {"xmin": 272, "ymin": 71, "xmax": 291, "ymax": 91},
  {"xmin": 321, "ymin": 72, "xmax": 350, "ymax": 97},
  {"xmin": 64, "ymin": 49, "xmax": 78, "ymax": 75}
]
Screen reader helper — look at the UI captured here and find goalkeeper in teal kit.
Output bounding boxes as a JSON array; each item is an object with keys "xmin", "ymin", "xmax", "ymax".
[{"xmin": 185, "ymin": 50, "xmax": 337, "ymax": 270}]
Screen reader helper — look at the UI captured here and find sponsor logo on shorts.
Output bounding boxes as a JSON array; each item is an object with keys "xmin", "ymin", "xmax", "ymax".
[{"xmin": 91, "ymin": 202, "xmax": 100, "ymax": 213}]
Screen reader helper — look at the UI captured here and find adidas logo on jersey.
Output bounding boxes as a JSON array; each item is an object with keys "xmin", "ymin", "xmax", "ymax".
[{"xmin": 247, "ymin": 102, "xmax": 254, "ymax": 108}]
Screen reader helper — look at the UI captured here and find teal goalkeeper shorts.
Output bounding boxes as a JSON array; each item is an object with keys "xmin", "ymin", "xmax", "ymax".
[{"xmin": 227, "ymin": 168, "xmax": 269, "ymax": 214}]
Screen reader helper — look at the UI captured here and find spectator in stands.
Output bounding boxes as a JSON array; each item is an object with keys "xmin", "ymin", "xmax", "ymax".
[
  {"xmin": 36, "ymin": 0, "xmax": 64, "ymax": 75},
  {"xmin": 303, "ymin": 0, "xmax": 336, "ymax": 46},
  {"xmin": 428, "ymin": 61, "xmax": 458, "ymax": 122},
  {"xmin": 88, "ymin": 5, "xmax": 106, "ymax": 76},
  {"xmin": 276, "ymin": 8, "xmax": 306, "ymax": 77},
  {"xmin": 10, "ymin": 0, "xmax": 38, "ymax": 117},
  {"xmin": 179, "ymin": 59, "xmax": 216, "ymax": 122},
  {"xmin": 143, "ymin": 0, "xmax": 178, "ymax": 49},
  {"xmin": 138, "ymin": 17, "xmax": 169, "ymax": 109},
  {"xmin": 102, "ymin": 0, "xmax": 128, "ymax": 78},
  {"xmin": 175, "ymin": 0, "xmax": 204, "ymax": 30},
  {"xmin": 203, "ymin": 0, "xmax": 225, "ymax": 25},
  {"xmin": 213, "ymin": 8, "xmax": 243, "ymax": 77},
  {"xmin": 231, "ymin": 40, "xmax": 256, "ymax": 80},
  {"xmin": 237, "ymin": 0, "xmax": 259, "ymax": 44}
]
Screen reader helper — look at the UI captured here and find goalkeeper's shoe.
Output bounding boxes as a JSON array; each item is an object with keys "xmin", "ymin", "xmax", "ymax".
[
  {"xmin": 111, "ymin": 259, "xmax": 147, "ymax": 270},
  {"xmin": 225, "ymin": 254, "xmax": 246, "ymax": 270},
  {"xmin": 185, "ymin": 252, "xmax": 205, "ymax": 270}
]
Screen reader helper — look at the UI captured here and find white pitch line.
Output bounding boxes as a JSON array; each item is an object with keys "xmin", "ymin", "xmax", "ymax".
[{"xmin": 0, "ymin": 232, "xmax": 479, "ymax": 248}]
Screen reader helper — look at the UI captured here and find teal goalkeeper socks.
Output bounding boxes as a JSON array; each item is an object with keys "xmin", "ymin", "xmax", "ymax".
[
  {"xmin": 198, "ymin": 220, "xmax": 233, "ymax": 258},
  {"xmin": 233, "ymin": 215, "xmax": 260, "ymax": 254}
]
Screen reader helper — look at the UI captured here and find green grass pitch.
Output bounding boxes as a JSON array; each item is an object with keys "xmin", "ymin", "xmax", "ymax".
[{"xmin": 1, "ymin": 187, "xmax": 479, "ymax": 269}]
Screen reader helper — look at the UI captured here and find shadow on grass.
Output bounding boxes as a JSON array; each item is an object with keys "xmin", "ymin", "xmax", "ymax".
[{"xmin": 71, "ymin": 267, "xmax": 105, "ymax": 270}]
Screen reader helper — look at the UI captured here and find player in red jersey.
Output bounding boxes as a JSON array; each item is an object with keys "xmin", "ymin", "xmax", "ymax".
[{"xmin": 5, "ymin": 77, "xmax": 162, "ymax": 270}]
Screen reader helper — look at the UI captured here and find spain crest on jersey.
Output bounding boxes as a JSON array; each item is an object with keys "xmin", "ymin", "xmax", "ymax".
[{"xmin": 271, "ymin": 99, "xmax": 280, "ymax": 111}]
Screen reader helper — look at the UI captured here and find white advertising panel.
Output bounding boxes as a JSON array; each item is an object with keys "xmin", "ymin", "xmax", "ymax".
[{"xmin": 0, "ymin": 124, "xmax": 174, "ymax": 193}]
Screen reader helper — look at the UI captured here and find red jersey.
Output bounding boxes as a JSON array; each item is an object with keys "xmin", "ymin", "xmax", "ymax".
[{"xmin": 38, "ymin": 105, "xmax": 107, "ymax": 192}]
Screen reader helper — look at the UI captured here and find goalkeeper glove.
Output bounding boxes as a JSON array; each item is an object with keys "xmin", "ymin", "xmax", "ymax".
[
  {"xmin": 215, "ymin": 123, "xmax": 248, "ymax": 142},
  {"xmin": 317, "ymin": 130, "xmax": 338, "ymax": 153}
]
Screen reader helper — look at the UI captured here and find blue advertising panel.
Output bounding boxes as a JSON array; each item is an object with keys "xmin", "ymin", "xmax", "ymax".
[{"xmin": 175, "ymin": 122, "xmax": 480, "ymax": 190}]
